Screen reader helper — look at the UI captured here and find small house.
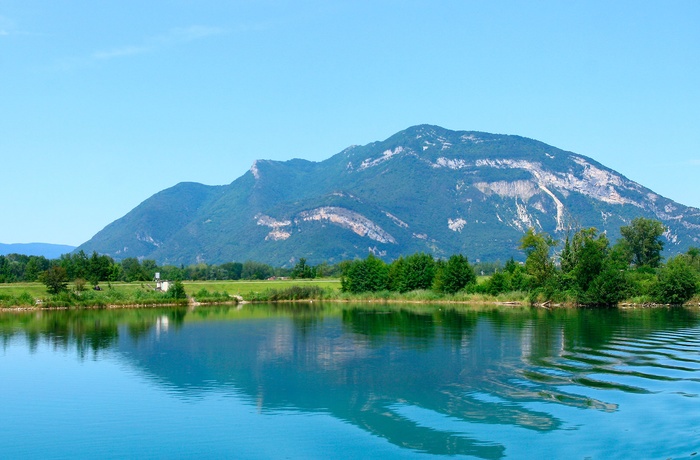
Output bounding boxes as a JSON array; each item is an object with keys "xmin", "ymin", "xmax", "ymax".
[{"xmin": 154, "ymin": 272, "xmax": 171, "ymax": 292}]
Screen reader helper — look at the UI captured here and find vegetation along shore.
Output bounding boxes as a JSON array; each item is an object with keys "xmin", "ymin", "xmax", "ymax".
[{"xmin": 2, "ymin": 218, "xmax": 700, "ymax": 309}]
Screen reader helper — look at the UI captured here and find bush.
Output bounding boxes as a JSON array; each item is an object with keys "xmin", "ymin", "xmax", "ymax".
[
  {"xmin": 483, "ymin": 271, "xmax": 511, "ymax": 296},
  {"xmin": 167, "ymin": 281, "xmax": 187, "ymax": 300},
  {"xmin": 654, "ymin": 257, "xmax": 698, "ymax": 305},
  {"xmin": 193, "ymin": 288, "xmax": 230, "ymax": 302},
  {"xmin": 250, "ymin": 285, "xmax": 328, "ymax": 301},
  {"xmin": 583, "ymin": 269, "xmax": 628, "ymax": 306},
  {"xmin": 16, "ymin": 292, "xmax": 35, "ymax": 306}
]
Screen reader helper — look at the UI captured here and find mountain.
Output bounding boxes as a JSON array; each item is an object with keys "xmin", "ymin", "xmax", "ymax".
[
  {"xmin": 76, "ymin": 125, "xmax": 700, "ymax": 266},
  {"xmin": 0, "ymin": 243, "xmax": 76, "ymax": 259}
]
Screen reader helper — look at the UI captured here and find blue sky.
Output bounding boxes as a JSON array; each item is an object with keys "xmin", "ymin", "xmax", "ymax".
[{"xmin": 1, "ymin": 1, "xmax": 699, "ymax": 246}]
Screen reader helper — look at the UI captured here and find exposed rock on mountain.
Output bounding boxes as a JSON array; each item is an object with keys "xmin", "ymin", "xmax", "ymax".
[{"xmin": 76, "ymin": 125, "xmax": 700, "ymax": 265}]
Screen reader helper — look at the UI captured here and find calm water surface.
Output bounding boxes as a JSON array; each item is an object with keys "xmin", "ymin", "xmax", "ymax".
[{"xmin": 1, "ymin": 304, "xmax": 699, "ymax": 459}]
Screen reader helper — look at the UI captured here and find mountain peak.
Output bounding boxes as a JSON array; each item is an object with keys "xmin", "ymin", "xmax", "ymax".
[{"xmin": 76, "ymin": 126, "xmax": 700, "ymax": 266}]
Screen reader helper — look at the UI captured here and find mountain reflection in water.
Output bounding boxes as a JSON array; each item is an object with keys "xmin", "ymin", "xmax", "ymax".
[{"xmin": 2, "ymin": 304, "xmax": 699, "ymax": 459}]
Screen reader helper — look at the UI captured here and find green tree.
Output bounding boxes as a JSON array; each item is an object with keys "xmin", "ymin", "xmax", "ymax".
[
  {"xmin": 520, "ymin": 228, "xmax": 556, "ymax": 287},
  {"xmin": 619, "ymin": 217, "xmax": 666, "ymax": 268},
  {"xmin": 291, "ymin": 258, "xmax": 316, "ymax": 279},
  {"xmin": 74, "ymin": 278, "xmax": 87, "ymax": 293},
  {"xmin": 389, "ymin": 253, "xmax": 435, "ymax": 293},
  {"xmin": 141, "ymin": 259, "xmax": 158, "ymax": 280},
  {"xmin": 584, "ymin": 268, "xmax": 628, "ymax": 305},
  {"xmin": 387, "ymin": 256, "xmax": 406, "ymax": 292},
  {"xmin": 403, "ymin": 253, "xmax": 436, "ymax": 291},
  {"xmin": 61, "ymin": 250, "xmax": 89, "ymax": 280},
  {"xmin": 654, "ymin": 256, "xmax": 698, "ymax": 305},
  {"xmin": 220, "ymin": 262, "xmax": 243, "ymax": 280},
  {"xmin": 504, "ymin": 257, "xmax": 519, "ymax": 274},
  {"xmin": 684, "ymin": 247, "xmax": 700, "ymax": 272},
  {"xmin": 122, "ymin": 258, "xmax": 148, "ymax": 282},
  {"xmin": 433, "ymin": 254, "xmax": 476, "ymax": 294},
  {"xmin": 484, "ymin": 271, "xmax": 511, "ymax": 296},
  {"xmin": 108, "ymin": 263, "xmax": 124, "ymax": 282},
  {"xmin": 241, "ymin": 261, "xmax": 274, "ymax": 280},
  {"xmin": 25, "ymin": 256, "xmax": 49, "ymax": 282},
  {"xmin": 87, "ymin": 251, "xmax": 113, "ymax": 286},
  {"xmin": 561, "ymin": 228, "xmax": 610, "ymax": 297},
  {"xmin": 167, "ymin": 280, "xmax": 187, "ymax": 300},
  {"xmin": 40, "ymin": 266, "xmax": 69, "ymax": 295},
  {"xmin": 341, "ymin": 254, "xmax": 389, "ymax": 293}
]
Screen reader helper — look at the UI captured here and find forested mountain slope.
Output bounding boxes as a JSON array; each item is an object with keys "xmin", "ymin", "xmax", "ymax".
[{"xmin": 76, "ymin": 125, "xmax": 700, "ymax": 266}]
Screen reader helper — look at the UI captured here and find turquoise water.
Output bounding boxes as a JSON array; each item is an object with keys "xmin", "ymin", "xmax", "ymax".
[{"xmin": 1, "ymin": 304, "xmax": 699, "ymax": 459}]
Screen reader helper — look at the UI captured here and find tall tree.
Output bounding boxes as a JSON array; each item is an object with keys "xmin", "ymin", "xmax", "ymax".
[
  {"xmin": 241, "ymin": 260, "xmax": 274, "ymax": 280},
  {"xmin": 390, "ymin": 252, "xmax": 435, "ymax": 292},
  {"xmin": 620, "ymin": 217, "xmax": 666, "ymax": 268},
  {"xmin": 520, "ymin": 228, "xmax": 556, "ymax": 287},
  {"xmin": 121, "ymin": 258, "xmax": 149, "ymax": 282},
  {"xmin": 341, "ymin": 254, "xmax": 389, "ymax": 293},
  {"xmin": 561, "ymin": 228, "xmax": 610, "ymax": 295},
  {"xmin": 291, "ymin": 258, "xmax": 316, "ymax": 279},
  {"xmin": 87, "ymin": 251, "xmax": 113, "ymax": 286},
  {"xmin": 433, "ymin": 254, "xmax": 476, "ymax": 294}
]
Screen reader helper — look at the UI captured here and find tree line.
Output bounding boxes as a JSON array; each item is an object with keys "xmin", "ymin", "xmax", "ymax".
[
  {"xmin": 3, "ymin": 217, "xmax": 699, "ymax": 305},
  {"xmin": 0, "ymin": 252, "xmax": 341, "ymax": 287},
  {"xmin": 340, "ymin": 217, "xmax": 700, "ymax": 306}
]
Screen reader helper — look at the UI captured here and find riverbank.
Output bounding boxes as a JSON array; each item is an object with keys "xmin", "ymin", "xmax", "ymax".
[{"xmin": 2, "ymin": 279, "xmax": 698, "ymax": 310}]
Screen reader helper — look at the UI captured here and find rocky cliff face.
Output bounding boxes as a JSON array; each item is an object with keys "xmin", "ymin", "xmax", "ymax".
[{"xmin": 76, "ymin": 125, "xmax": 700, "ymax": 265}]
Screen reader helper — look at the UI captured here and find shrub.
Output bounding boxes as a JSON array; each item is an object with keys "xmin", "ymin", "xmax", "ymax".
[
  {"xmin": 16, "ymin": 292, "xmax": 35, "ymax": 306},
  {"xmin": 583, "ymin": 269, "xmax": 628, "ymax": 306},
  {"xmin": 654, "ymin": 257, "xmax": 698, "ymax": 305},
  {"xmin": 484, "ymin": 271, "xmax": 511, "ymax": 296},
  {"xmin": 250, "ymin": 285, "xmax": 328, "ymax": 301},
  {"xmin": 167, "ymin": 281, "xmax": 187, "ymax": 300}
]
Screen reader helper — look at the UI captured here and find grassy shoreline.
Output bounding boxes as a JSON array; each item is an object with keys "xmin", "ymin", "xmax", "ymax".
[{"xmin": 2, "ymin": 278, "xmax": 697, "ymax": 311}]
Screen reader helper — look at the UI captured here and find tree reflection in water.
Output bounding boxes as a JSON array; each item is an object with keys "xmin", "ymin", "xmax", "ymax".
[{"xmin": 2, "ymin": 304, "xmax": 698, "ymax": 458}]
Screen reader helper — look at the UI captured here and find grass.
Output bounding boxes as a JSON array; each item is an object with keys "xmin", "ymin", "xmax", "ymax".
[
  {"xmin": 0, "ymin": 279, "xmax": 342, "ymax": 308},
  {"xmin": 183, "ymin": 278, "xmax": 341, "ymax": 297},
  {"xmin": 332, "ymin": 289, "xmax": 529, "ymax": 304},
  {"xmin": 247, "ymin": 285, "xmax": 333, "ymax": 301},
  {"xmin": 13, "ymin": 277, "xmax": 686, "ymax": 309}
]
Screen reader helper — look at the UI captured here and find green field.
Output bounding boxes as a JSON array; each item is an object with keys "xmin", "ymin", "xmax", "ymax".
[
  {"xmin": 182, "ymin": 278, "xmax": 341, "ymax": 296},
  {"xmin": 0, "ymin": 278, "xmax": 532, "ymax": 309},
  {"xmin": 0, "ymin": 278, "xmax": 343, "ymax": 307}
]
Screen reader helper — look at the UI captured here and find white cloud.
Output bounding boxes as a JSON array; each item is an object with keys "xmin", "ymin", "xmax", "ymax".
[{"xmin": 92, "ymin": 25, "xmax": 226, "ymax": 60}]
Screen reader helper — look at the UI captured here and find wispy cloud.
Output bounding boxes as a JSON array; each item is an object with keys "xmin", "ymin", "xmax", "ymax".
[
  {"xmin": 92, "ymin": 25, "xmax": 226, "ymax": 60},
  {"xmin": 0, "ymin": 15, "xmax": 15, "ymax": 37}
]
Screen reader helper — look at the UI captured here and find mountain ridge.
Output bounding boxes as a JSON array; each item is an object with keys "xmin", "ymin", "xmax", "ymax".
[
  {"xmin": 76, "ymin": 125, "xmax": 700, "ymax": 266},
  {"xmin": 0, "ymin": 243, "xmax": 77, "ymax": 259}
]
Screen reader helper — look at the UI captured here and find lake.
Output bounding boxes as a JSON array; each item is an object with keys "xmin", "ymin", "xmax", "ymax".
[{"xmin": 1, "ymin": 304, "xmax": 699, "ymax": 459}]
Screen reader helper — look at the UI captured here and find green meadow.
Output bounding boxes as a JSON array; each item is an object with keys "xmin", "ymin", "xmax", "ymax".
[{"xmin": 0, "ymin": 279, "xmax": 343, "ymax": 308}]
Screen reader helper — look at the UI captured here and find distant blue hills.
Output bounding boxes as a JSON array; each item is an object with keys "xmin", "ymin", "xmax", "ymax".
[{"xmin": 0, "ymin": 243, "xmax": 76, "ymax": 259}]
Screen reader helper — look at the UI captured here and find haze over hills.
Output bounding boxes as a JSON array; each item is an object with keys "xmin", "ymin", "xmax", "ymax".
[
  {"xmin": 76, "ymin": 125, "xmax": 700, "ymax": 266},
  {"xmin": 0, "ymin": 243, "xmax": 76, "ymax": 259}
]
